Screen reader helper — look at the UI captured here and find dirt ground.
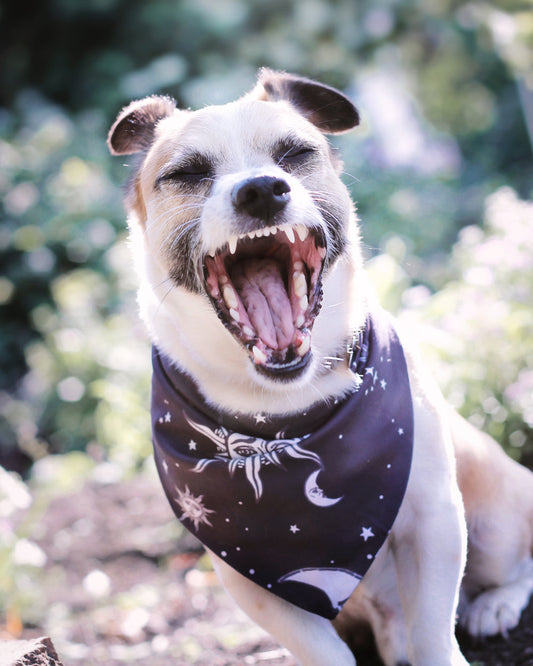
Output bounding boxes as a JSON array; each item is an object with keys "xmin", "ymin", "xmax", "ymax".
[{"xmin": 6, "ymin": 470, "xmax": 533, "ymax": 666}]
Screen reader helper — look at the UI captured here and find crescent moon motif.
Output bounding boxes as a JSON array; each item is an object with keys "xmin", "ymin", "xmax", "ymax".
[
  {"xmin": 278, "ymin": 567, "xmax": 361, "ymax": 611},
  {"xmin": 304, "ymin": 470, "xmax": 343, "ymax": 507}
]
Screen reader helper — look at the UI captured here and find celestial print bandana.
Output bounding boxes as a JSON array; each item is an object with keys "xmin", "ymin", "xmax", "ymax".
[{"xmin": 151, "ymin": 306, "xmax": 414, "ymax": 620}]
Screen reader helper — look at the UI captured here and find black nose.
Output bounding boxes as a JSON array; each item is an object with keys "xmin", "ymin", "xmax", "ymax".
[{"xmin": 231, "ymin": 176, "xmax": 291, "ymax": 221}]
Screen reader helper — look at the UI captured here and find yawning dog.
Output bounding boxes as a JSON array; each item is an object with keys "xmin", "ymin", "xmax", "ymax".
[{"xmin": 108, "ymin": 69, "xmax": 533, "ymax": 666}]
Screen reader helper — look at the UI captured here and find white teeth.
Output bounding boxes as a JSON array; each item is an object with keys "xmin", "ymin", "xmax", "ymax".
[
  {"xmin": 243, "ymin": 325, "xmax": 255, "ymax": 337},
  {"xmin": 296, "ymin": 225, "xmax": 309, "ymax": 242},
  {"xmin": 264, "ymin": 227, "xmax": 272, "ymax": 236},
  {"xmin": 223, "ymin": 285, "xmax": 238, "ymax": 310},
  {"xmin": 284, "ymin": 226, "xmax": 295, "ymax": 243},
  {"xmin": 247, "ymin": 230, "xmax": 256, "ymax": 240},
  {"xmin": 208, "ymin": 249, "xmax": 216, "ymax": 258},
  {"xmin": 293, "ymin": 272, "xmax": 307, "ymax": 298},
  {"xmin": 299, "ymin": 294, "xmax": 308, "ymax": 311},
  {"xmin": 252, "ymin": 345, "xmax": 268, "ymax": 365},
  {"xmin": 296, "ymin": 314, "xmax": 305, "ymax": 327},
  {"xmin": 229, "ymin": 237, "xmax": 238, "ymax": 254},
  {"xmin": 317, "ymin": 246, "xmax": 326, "ymax": 259},
  {"xmin": 296, "ymin": 336, "xmax": 311, "ymax": 357},
  {"xmin": 229, "ymin": 308, "xmax": 240, "ymax": 322}
]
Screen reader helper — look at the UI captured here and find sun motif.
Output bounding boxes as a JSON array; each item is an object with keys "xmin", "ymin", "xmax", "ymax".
[
  {"xmin": 184, "ymin": 411, "xmax": 322, "ymax": 501},
  {"xmin": 173, "ymin": 484, "xmax": 215, "ymax": 531}
]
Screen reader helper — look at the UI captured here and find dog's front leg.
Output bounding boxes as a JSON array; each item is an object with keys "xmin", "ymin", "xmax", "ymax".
[
  {"xmin": 210, "ymin": 552, "xmax": 357, "ymax": 666},
  {"xmin": 392, "ymin": 409, "xmax": 469, "ymax": 666}
]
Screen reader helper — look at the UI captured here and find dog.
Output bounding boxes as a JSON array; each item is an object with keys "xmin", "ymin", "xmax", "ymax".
[{"xmin": 108, "ymin": 69, "xmax": 533, "ymax": 665}]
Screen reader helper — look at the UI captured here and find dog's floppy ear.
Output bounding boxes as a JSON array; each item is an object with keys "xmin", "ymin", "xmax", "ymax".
[
  {"xmin": 256, "ymin": 69, "xmax": 359, "ymax": 134},
  {"xmin": 107, "ymin": 96, "xmax": 177, "ymax": 155}
]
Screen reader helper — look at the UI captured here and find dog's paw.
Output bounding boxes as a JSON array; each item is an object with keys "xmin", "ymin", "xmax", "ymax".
[{"xmin": 459, "ymin": 577, "xmax": 533, "ymax": 636}]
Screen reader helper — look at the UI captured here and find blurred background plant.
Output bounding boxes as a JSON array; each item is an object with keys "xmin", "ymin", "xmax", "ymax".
[{"xmin": 1, "ymin": 0, "xmax": 532, "ymax": 654}]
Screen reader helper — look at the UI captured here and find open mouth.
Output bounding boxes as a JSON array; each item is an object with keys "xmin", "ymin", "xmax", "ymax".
[{"xmin": 204, "ymin": 224, "xmax": 326, "ymax": 379}]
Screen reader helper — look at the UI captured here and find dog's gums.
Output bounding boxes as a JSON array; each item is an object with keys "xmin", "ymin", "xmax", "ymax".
[{"xmin": 204, "ymin": 222, "xmax": 326, "ymax": 377}]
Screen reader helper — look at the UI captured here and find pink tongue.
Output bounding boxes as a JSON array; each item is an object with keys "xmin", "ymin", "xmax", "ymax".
[{"xmin": 231, "ymin": 258, "xmax": 295, "ymax": 350}]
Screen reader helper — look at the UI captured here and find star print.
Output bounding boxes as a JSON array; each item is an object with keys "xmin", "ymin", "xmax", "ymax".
[
  {"xmin": 290, "ymin": 524, "xmax": 300, "ymax": 534},
  {"xmin": 174, "ymin": 485, "xmax": 214, "ymax": 531},
  {"xmin": 398, "ymin": 427, "xmax": 404, "ymax": 435},
  {"xmin": 380, "ymin": 379, "xmax": 387, "ymax": 390},
  {"xmin": 164, "ymin": 411, "xmax": 172, "ymax": 423},
  {"xmin": 188, "ymin": 440, "xmax": 197, "ymax": 451},
  {"xmin": 254, "ymin": 413, "xmax": 267, "ymax": 424},
  {"xmin": 360, "ymin": 526, "xmax": 375, "ymax": 542},
  {"xmin": 365, "ymin": 366, "xmax": 374, "ymax": 376}
]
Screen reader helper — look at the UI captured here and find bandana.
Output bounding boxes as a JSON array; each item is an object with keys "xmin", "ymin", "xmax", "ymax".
[{"xmin": 151, "ymin": 307, "xmax": 413, "ymax": 619}]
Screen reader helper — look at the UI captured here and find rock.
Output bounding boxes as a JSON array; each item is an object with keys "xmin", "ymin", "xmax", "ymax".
[{"xmin": 0, "ymin": 637, "xmax": 64, "ymax": 666}]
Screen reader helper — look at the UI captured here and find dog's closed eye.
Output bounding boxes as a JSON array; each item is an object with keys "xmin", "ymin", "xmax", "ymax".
[
  {"xmin": 156, "ymin": 154, "xmax": 214, "ymax": 188},
  {"xmin": 275, "ymin": 141, "xmax": 317, "ymax": 171}
]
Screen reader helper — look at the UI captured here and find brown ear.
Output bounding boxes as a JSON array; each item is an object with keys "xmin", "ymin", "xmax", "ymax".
[
  {"xmin": 107, "ymin": 95, "xmax": 177, "ymax": 155},
  {"xmin": 256, "ymin": 69, "xmax": 359, "ymax": 134}
]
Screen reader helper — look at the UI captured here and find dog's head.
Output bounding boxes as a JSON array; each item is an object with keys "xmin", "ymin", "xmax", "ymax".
[{"xmin": 108, "ymin": 70, "xmax": 360, "ymax": 386}]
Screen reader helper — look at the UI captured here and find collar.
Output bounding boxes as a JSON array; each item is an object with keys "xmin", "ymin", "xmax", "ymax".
[{"xmin": 151, "ymin": 306, "xmax": 413, "ymax": 619}]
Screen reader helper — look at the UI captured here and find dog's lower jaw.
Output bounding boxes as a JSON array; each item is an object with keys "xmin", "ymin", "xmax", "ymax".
[{"xmin": 137, "ymin": 239, "xmax": 364, "ymax": 416}]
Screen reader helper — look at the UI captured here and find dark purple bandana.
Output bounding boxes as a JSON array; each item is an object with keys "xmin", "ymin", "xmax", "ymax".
[{"xmin": 151, "ymin": 307, "xmax": 413, "ymax": 619}]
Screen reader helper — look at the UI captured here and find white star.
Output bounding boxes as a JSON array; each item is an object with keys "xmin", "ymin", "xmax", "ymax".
[
  {"xmin": 360, "ymin": 526, "xmax": 375, "ymax": 542},
  {"xmin": 290, "ymin": 524, "xmax": 300, "ymax": 534},
  {"xmin": 164, "ymin": 411, "xmax": 172, "ymax": 422},
  {"xmin": 380, "ymin": 379, "xmax": 387, "ymax": 390},
  {"xmin": 254, "ymin": 413, "xmax": 267, "ymax": 424},
  {"xmin": 365, "ymin": 366, "xmax": 374, "ymax": 376},
  {"xmin": 398, "ymin": 427, "xmax": 404, "ymax": 435},
  {"xmin": 188, "ymin": 440, "xmax": 197, "ymax": 451}
]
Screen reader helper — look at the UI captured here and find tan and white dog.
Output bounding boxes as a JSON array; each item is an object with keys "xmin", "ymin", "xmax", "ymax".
[{"xmin": 108, "ymin": 70, "xmax": 533, "ymax": 666}]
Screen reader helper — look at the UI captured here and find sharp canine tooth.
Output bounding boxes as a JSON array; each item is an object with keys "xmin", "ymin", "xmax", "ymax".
[
  {"xmin": 299, "ymin": 294, "xmax": 308, "ymax": 310},
  {"xmin": 229, "ymin": 237, "xmax": 237, "ymax": 254},
  {"xmin": 230, "ymin": 308, "xmax": 240, "ymax": 322},
  {"xmin": 252, "ymin": 345, "xmax": 267, "ymax": 365},
  {"xmin": 318, "ymin": 246, "xmax": 326, "ymax": 258},
  {"xmin": 296, "ymin": 336, "xmax": 311, "ymax": 357},
  {"xmin": 223, "ymin": 285, "xmax": 238, "ymax": 309},
  {"xmin": 293, "ymin": 272, "xmax": 307, "ymax": 298},
  {"xmin": 243, "ymin": 325, "xmax": 254, "ymax": 337},
  {"xmin": 284, "ymin": 226, "xmax": 295, "ymax": 243},
  {"xmin": 247, "ymin": 231, "xmax": 256, "ymax": 240},
  {"xmin": 296, "ymin": 314, "xmax": 305, "ymax": 327},
  {"xmin": 296, "ymin": 225, "xmax": 309, "ymax": 241}
]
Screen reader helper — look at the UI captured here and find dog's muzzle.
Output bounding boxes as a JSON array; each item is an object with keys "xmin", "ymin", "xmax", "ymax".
[{"xmin": 203, "ymin": 175, "xmax": 326, "ymax": 380}]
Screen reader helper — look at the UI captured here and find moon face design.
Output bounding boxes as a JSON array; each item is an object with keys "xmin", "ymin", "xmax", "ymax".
[
  {"xmin": 304, "ymin": 470, "xmax": 343, "ymax": 507},
  {"xmin": 278, "ymin": 567, "xmax": 361, "ymax": 612}
]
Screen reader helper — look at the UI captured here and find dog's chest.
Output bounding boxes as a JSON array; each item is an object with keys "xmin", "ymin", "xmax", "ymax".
[{"xmin": 151, "ymin": 307, "xmax": 413, "ymax": 619}]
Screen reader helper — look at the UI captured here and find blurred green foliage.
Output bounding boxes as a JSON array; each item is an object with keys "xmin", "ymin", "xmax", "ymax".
[
  {"xmin": 368, "ymin": 187, "xmax": 533, "ymax": 464},
  {"xmin": 0, "ymin": 0, "xmax": 532, "ymax": 474}
]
